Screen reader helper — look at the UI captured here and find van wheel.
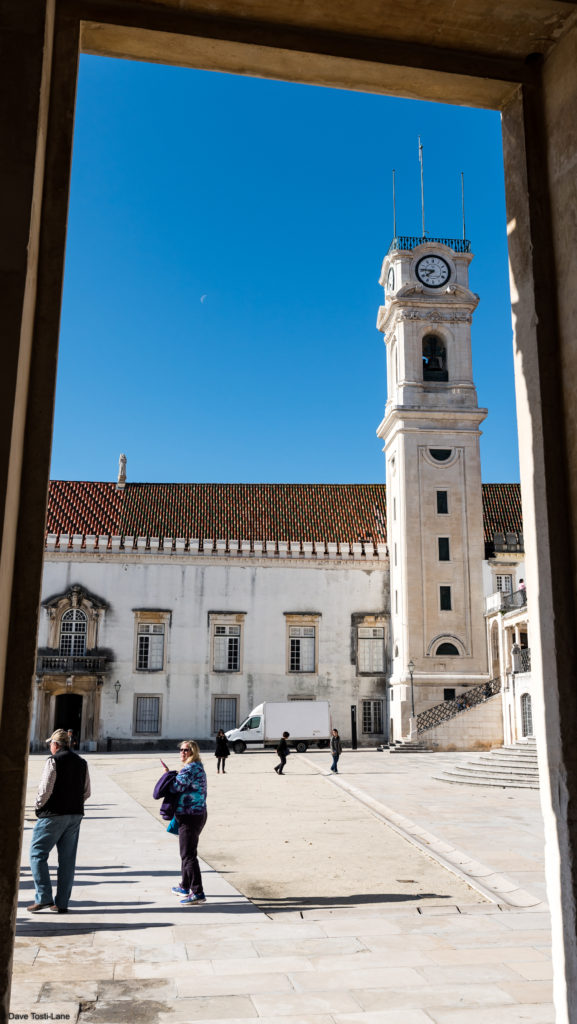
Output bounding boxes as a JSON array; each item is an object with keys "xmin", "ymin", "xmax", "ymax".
[
  {"xmin": 295, "ymin": 741, "xmax": 307, "ymax": 753},
  {"xmin": 233, "ymin": 741, "xmax": 246, "ymax": 754}
]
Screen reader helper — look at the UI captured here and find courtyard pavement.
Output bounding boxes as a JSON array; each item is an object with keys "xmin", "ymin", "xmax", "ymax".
[{"xmin": 11, "ymin": 748, "xmax": 553, "ymax": 1024}]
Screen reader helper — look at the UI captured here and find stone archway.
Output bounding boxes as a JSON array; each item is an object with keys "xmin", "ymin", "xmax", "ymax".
[{"xmin": 3, "ymin": 4, "xmax": 577, "ymax": 1020}]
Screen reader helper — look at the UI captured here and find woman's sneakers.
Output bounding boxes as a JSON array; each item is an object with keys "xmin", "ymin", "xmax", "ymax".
[{"xmin": 180, "ymin": 893, "xmax": 206, "ymax": 906}]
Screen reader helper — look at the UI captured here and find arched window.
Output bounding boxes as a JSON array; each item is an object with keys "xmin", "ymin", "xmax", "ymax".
[
  {"xmin": 59, "ymin": 609, "xmax": 87, "ymax": 657},
  {"xmin": 436, "ymin": 642, "xmax": 459, "ymax": 656},
  {"xmin": 422, "ymin": 334, "xmax": 448, "ymax": 382},
  {"xmin": 521, "ymin": 693, "xmax": 533, "ymax": 737}
]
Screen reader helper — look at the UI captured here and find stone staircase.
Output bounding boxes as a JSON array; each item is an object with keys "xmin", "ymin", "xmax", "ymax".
[
  {"xmin": 388, "ymin": 739, "xmax": 432, "ymax": 753},
  {"xmin": 437, "ymin": 738, "xmax": 539, "ymax": 789}
]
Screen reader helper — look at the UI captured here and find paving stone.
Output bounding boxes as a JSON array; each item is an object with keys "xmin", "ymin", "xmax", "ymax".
[
  {"xmin": 96, "ymin": 977, "xmax": 178, "ymax": 1000},
  {"xmin": 251, "ymin": 991, "xmax": 363, "ymax": 1016},
  {"xmin": 134, "ymin": 944, "xmax": 188, "ymax": 962},
  {"xmin": 114, "ymin": 960, "xmax": 214, "ymax": 980},
  {"xmin": 507, "ymin": 961, "xmax": 554, "ymax": 981},
  {"xmin": 353, "ymin": 982, "xmax": 517, "ymax": 1011},
  {"xmin": 334, "ymin": 1012, "xmax": 438, "ymax": 1024},
  {"xmin": 183, "ymin": 939, "xmax": 260, "ymax": 960},
  {"xmin": 427, "ymin": 945, "xmax": 549, "ymax": 965},
  {"xmin": 289, "ymin": 966, "xmax": 426, "ymax": 992},
  {"xmin": 426, "ymin": 1005, "xmax": 555, "ymax": 1023},
  {"xmin": 309, "ymin": 949, "xmax": 436, "ymax": 970},
  {"xmin": 253, "ymin": 936, "xmax": 367, "ymax": 958},
  {"xmin": 210, "ymin": 955, "xmax": 314, "ymax": 974},
  {"xmin": 176, "ymin": 970, "xmax": 294, "ymax": 997},
  {"xmin": 38, "ymin": 980, "xmax": 98, "ymax": 1001},
  {"xmin": 497, "ymin": 980, "xmax": 554, "ymax": 1003}
]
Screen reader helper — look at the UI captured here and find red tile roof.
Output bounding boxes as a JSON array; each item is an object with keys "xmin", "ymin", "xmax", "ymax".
[
  {"xmin": 45, "ymin": 480, "xmax": 523, "ymax": 546},
  {"xmin": 481, "ymin": 483, "xmax": 523, "ymax": 544}
]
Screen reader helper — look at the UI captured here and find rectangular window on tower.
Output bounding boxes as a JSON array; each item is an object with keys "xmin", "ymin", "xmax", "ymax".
[
  {"xmin": 440, "ymin": 586, "xmax": 452, "ymax": 611},
  {"xmin": 437, "ymin": 490, "xmax": 449, "ymax": 514},
  {"xmin": 438, "ymin": 537, "xmax": 450, "ymax": 561}
]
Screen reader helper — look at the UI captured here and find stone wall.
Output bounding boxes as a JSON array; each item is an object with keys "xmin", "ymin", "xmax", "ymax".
[{"xmin": 418, "ymin": 694, "xmax": 504, "ymax": 751}]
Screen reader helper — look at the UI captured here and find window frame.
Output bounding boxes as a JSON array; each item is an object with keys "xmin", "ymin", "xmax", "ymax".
[
  {"xmin": 211, "ymin": 694, "xmax": 240, "ymax": 733},
  {"xmin": 133, "ymin": 611, "xmax": 170, "ymax": 673},
  {"xmin": 59, "ymin": 607, "xmax": 88, "ymax": 657},
  {"xmin": 357, "ymin": 625, "xmax": 386, "ymax": 675},
  {"xmin": 285, "ymin": 614, "xmax": 320, "ymax": 674},
  {"xmin": 438, "ymin": 536, "xmax": 451, "ymax": 561},
  {"xmin": 436, "ymin": 490, "xmax": 449, "ymax": 515},
  {"xmin": 439, "ymin": 585, "xmax": 452, "ymax": 611},
  {"xmin": 209, "ymin": 614, "xmax": 245, "ymax": 673},
  {"xmin": 361, "ymin": 699, "xmax": 384, "ymax": 735},
  {"xmin": 133, "ymin": 694, "xmax": 162, "ymax": 735}
]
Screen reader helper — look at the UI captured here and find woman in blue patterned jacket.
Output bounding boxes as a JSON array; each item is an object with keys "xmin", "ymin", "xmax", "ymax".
[{"xmin": 170, "ymin": 740, "xmax": 208, "ymax": 906}]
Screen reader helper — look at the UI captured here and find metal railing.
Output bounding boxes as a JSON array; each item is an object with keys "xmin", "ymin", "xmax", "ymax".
[
  {"xmin": 388, "ymin": 235, "xmax": 471, "ymax": 254},
  {"xmin": 36, "ymin": 654, "xmax": 109, "ymax": 674},
  {"xmin": 514, "ymin": 648, "xmax": 531, "ymax": 674},
  {"xmin": 416, "ymin": 676, "xmax": 501, "ymax": 733},
  {"xmin": 485, "ymin": 588, "xmax": 527, "ymax": 613}
]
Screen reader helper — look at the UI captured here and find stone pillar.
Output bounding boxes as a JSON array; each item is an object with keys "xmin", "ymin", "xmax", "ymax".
[
  {"xmin": 502, "ymin": 32, "xmax": 577, "ymax": 1018},
  {"xmin": 0, "ymin": 3, "xmax": 79, "ymax": 1016}
]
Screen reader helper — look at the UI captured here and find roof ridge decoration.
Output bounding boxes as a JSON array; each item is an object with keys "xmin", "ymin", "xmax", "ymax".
[{"xmin": 44, "ymin": 533, "xmax": 387, "ymax": 561}]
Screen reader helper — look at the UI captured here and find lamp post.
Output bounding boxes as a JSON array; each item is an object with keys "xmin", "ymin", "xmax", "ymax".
[
  {"xmin": 408, "ymin": 659, "xmax": 415, "ymax": 718},
  {"xmin": 114, "ymin": 680, "xmax": 121, "ymax": 704}
]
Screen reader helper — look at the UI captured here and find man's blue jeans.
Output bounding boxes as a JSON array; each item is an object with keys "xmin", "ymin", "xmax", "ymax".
[{"xmin": 29, "ymin": 814, "xmax": 83, "ymax": 909}]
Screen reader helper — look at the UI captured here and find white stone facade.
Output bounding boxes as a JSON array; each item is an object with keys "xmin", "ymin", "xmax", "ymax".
[{"xmin": 33, "ymin": 547, "xmax": 390, "ymax": 750}]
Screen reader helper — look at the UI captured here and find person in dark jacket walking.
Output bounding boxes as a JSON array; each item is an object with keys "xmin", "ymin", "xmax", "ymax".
[
  {"xmin": 330, "ymin": 728, "xmax": 343, "ymax": 773},
  {"xmin": 274, "ymin": 731, "xmax": 290, "ymax": 774},
  {"xmin": 215, "ymin": 729, "xmax": 230, "ymax": 773},
  {"xmin": 28, "ymin": 729, "xmax": 91, "ymax": 913}
]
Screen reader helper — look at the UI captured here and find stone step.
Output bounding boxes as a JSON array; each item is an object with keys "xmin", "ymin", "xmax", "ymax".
[
  {"xmin": 436, "ymin": 738, "xmax": 540, "ymax": 789},
  {"xmin": 437, "ymin": 773, "xmax": 539, "ymax": 790},
  {"xmin": 448, "ymin": 765, "xmax": 541, "ymax": 778},
  {"xmin": 480, "ymin": 755, "xmax": 539, "ymax": 767},
  {"xmin": 388, "ymin": 742, "xmax": 432, "ymax": 753}
]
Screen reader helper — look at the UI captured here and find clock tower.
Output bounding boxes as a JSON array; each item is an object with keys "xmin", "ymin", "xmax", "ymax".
[{"xmin": 376, "ymin": 236, "xmax": 489, "ymax": 741}]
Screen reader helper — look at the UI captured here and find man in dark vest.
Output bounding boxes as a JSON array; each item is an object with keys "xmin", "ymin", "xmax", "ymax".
[{"xmin": 27, "ymin": 728, "xmax": 91, "ymax": 913}]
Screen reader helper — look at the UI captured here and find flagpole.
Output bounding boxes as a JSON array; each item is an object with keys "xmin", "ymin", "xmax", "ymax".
[
  {"xmin": 392, "ymin": 168, "xmax": 397, "ymax": 239},
  {"xmin": 461, "ymin": 171, "xmax": 466, "ymax": 241},
  {"xmin": 418, "ymin": 137, "xmax": 425, "ymax": 237}
]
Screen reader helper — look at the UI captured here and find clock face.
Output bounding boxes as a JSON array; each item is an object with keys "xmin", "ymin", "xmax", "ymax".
[
  {"xmin": 387, "ymin": 267, "xmax": 395, "ymax": 292},
  {"xmin": 415, "ymin": 255, "xmax": 451, "ymax": 288}
]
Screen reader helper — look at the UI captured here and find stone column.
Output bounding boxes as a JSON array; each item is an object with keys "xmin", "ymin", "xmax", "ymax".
[
  {"xmin": 0, "ymin": 3, "xmax": 79, "ymax": 1016},
  {"xmin": 502, "ymin": 31, "xmax": 577, "ymax": 1018}
]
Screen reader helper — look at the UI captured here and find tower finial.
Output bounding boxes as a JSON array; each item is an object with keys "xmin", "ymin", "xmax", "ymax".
[{"xmin": 117, "ymin": 453, "xmax": 127, "ymax": 490}]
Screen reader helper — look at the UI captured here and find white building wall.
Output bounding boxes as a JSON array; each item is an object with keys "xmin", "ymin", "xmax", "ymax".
[{"xmin": 37, "ymin": 553, "xmax": 390, "ymax": 748}]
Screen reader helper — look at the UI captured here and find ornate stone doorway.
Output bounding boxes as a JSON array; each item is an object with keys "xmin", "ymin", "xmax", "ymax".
[{"xmin": 53, "ymin": 693, "xmax": 82, "ymax": 737}]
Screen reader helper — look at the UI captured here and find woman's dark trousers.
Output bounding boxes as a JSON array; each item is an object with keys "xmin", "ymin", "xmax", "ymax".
[{"xmin": 178, "ymin": 811, "xmax": 207, "ymax": 895}]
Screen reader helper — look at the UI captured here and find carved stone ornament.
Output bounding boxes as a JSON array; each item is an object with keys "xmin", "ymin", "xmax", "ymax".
[{"xmin": 396, "ymin": 309, "xmax": 472, "ymax": 324}]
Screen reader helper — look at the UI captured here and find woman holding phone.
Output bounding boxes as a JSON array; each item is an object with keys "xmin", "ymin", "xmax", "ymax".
[{"xmin": 168, "ymin": 740, "xmax": 208, "ymax": 906}]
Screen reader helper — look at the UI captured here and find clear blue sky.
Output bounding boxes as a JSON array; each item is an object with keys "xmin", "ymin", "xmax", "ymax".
[{"xmin": 52, "ymin": 55, "xmax": 519, "ymax": 484}]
